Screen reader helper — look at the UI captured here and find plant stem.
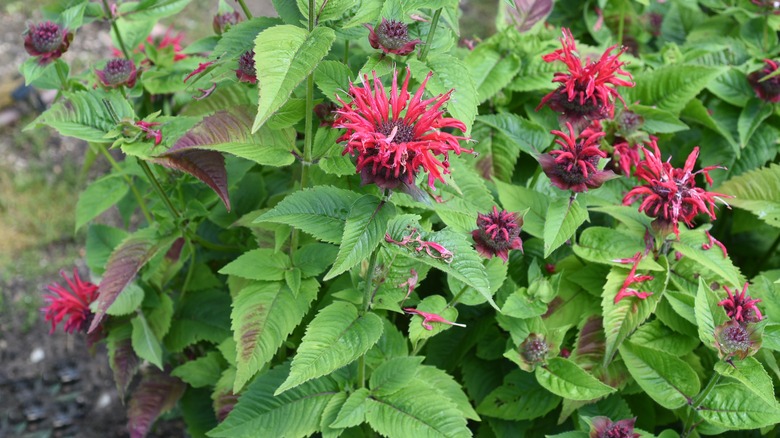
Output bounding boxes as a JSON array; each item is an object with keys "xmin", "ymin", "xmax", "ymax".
[
  {"xmin": 447, "ymin": 285, "xmax": 469, "ymax": 308},
  {"xmin": 617, "ymin": 2, "xmax": 626, "ymax": 45},
  {"xmin": 102, "ymin": 0, "xmax": 130, "ymax": 59},
  {"xmin": 236, "ymin": 0, "xmax": 253, "ymax": 19},
  {"xmin": 137, "ymin": 159, "xmax": 180, "ymax": 219},
  {"xmin": 357, "ymin": 249, "xmax": 380, "ymax": 389},
  {"xmin": 55, "ymin": 61, "xmax": 69, "ymax": 92},
  {"xmin": 93, "ymin": 144, "xmax": 153, "ymax": 224},
  {"xmin": 682, "ymin": 373, "xmax": 721, "ymax": 437},
  {"xmin": 418, "ymin": 8, "xmax": 442, "ymax": 62},
  {"xmin": 179, "ymin": 239, "xmax": 196, "ymax": 301},
  {"xmin": 344, "ymin": 40, "xmax": 350, "ymax": 65}
]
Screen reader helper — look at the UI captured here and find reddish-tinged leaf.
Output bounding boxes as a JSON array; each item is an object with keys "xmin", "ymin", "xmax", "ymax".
[
  {"xmin": 510, "ymin": 0, "xmax": 553, "ymax": 32},
  {"xmin": 213, "ymin": 390, "xmax": 239, "ymax": 423},
  {"xmin": 108, "ymin": 327, "xmax": 140, "ymax": 398},
  {"xmin": 89, "ymin": 228, "xmax": 171, "ymax": 333},
  {"xmin": 127, "ymin": 368, "xmax": 186, "ymax": 438},
  {"xmin": 152, "ymin": 149, "xmax": 230, "ymax": 211}
]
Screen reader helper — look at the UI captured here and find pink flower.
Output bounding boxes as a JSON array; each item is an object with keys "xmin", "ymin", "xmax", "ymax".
[
  {"xmin": 42, "ymin": 269, "xmax": 99, "ymax": 334},
  {"xmin": 748, "ymin": 59, "xmax": 780, "ymax": 103},
  {"xmin": 24, "ymin": 21, "xmax": 73, "ymax": 65},
  {"xmin": 702, "ymin": 230, "xmax": 728, "ymax": 258},
  {"xmin": 403, "ymin": 308, "xmax": 466, "ymax": 330},
  {"xmin": 399, "ymin": 269, "xmax": 418, "ymax": 301},
  {"xmin": 714, "ymin": 319, "xmax": 762, "ymax": 360},
  {"xmin": 540, "ymin": 122, "xmax": 616, "ymax": 192},
  {"xmin": 536, "ymin": 28, "xmax": 634, "ymax": 127},
  {"xmin": 472, "ymin": 206, "xmax": 523, "ymax": 262},
  {"xmin": 334, "ymin": 68, "xmax": 473, "ymax": 190},
  {"xmin": 364, "ymin": 19, "xmax": 422, "ymax": 56},
  {"xmin": 235, "ymin": 50, "xmax": 257, "ymax": 84},
  {"xmin": 613, "ymin": 252, "xmax": 654, "ymax": 304},
  {"xmin": 590, "ymin": 417, "xmax": 640, "ymax": 438},
  {"xmin": 135, "ymin": 120, "xmax": 162, "ymax": 146},
  {"xmin": 623, "ymin": 144, "xmax": 729, "ymax": 238},
  {"xmin": 96, "ymin": 58, "xmax": 137, "ymax": 88},
  {"xmin": 184, "ymin": 61, "xmax": 215, "ymax": 83},
  {"xmin": 719, "ymin": 283, "xmax": 763, "ymax": 323},
  {"xmin": 213, "ymin": 11, "xmax": 242, "ymax": 35}
]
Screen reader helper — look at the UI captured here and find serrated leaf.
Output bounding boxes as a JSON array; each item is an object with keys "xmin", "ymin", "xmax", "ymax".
[
  {"xmin": 75, "ymin": 175, "xmax": 128, "ymax": 232},
  {"xmin": 209, "ymin": 363, "xmax": 339, "ymax": 438},
  {"xmin": 121, "ymin": 0, "xmax": 192, "ymax": 21},
  {"xmin": 707, "ymin": 67, "xmax": 754, "ymax": 107},
  {"xmin": 232, "ymin": 280, "xmax": 318, "ymax": 392},
  {"xmin": 694, "ymin": 277, "xmax": 728, "ymax": 349},
  {"xmin": 256, "ymin": 186, "xmax": 361, "ymax": 244},
  {"xmin": 151, "ymin": 148, "xmax": 230, "ymax": 211},
  {"xmin": 573, "ymin": 226, "xmax": 664, "ymax": 271},
  {"xmin": 172, "ymin": 351, "xmax": 225, "ymax": 388},
  {"xmin": 619, "ymin": 341, "xmax": 700, "ymax": 409},
  {"xmin": 320, "ymin": 391, "xmax": 348, "ymax": 438},
  {"xmin": 315, "ymin": 60, "xmax": 352, "ymax": 102},
  {"xmin": 501, "ymin": 287, "xmax": 547, "ymax": 318},
  {"xmin": 464, "ymin": 46, "xmax": 522, "ymax": 104},
  {"xmin": 738, "ymin": 98, "xmax": 773, "ymax": 149},
  {"xmin": 681, "ymin": 98, "xmax": 739, "ymax": 153},
  {"xmin": 252, "ymin": 25, "xmax": 336, "ymax": 131},
  {"xmin": 471, "ymin": 122, "xmax": 521, "ymax": 182},
  {"xmin": 535, "ymin": 357, "xmax": 615, "ymax": 401},
  {"xmin": 276, "ymin": 301, "xmax": 383, "ymax": 394},
  {"xmin": 476, "ymin": 368, "xmax": 560, "ymax": 420},
  {"xmin": 219, "ymin": 249, "xmax": 291, "ymax": 281},
  {"xmin": 370, "ymin": 357, "xmax": 425, "ymax": 396},
  {"xmin": 212, "ymin": 17, "xmax": 284, "ymax": 60},
  {"xmin": 698, "ymin": 382, "xmax": 780, "ymax": 429},
  {"xmin": 325, "ymin": 196, "xmax": 395, "ymax": 280},
  {"xmin": 89, "ymin": 228, "xmax": 172, "ymax": 332},
  {"xmin": 297, "ymin": 0, "xmax": 356, "ymax": 21},
  {"xmin": 331, "ymin": 387, "xmax": 371, "ymax": 428},
  {"xmin": 626, "ymin": 65, "xmax": 725, "ymax": 115},
  {"xmin": 128, "ymin": 368, "xmax": 186, "ymax": 438},
  {"xmin": 714, "ymin": 358, "xmax": 776, "ymax": 406},
  {"xmin": 131, "ymin": 313, "xmax": 164, "ymax": 369},
  {"xmin": 107, "ymin": 325, "xmax": 139, "ymax": 398},
  {"xmin": 105, "ymin": 282, "xmax": 144, "ymax": 316},
  {"xmin": 413, "ymin": 365, "xmax": 480, "ymax": 421},
  {"xmin": 510, "ymin": 0, "xmax": 553, "ymax": 32},
  {"xmin": 672, "ymin": 229, "xmax": 743, "ymax": 286},
  {"xmin": 544, "ymin": 198, "xmax": 588, "ymax": 258},
  {"xmin": 717, "ymin": 163, "xmax": 780, "ymax": 228},
  {"xmin": 628, "ymin": 104, "xmax": 689, "ymax": 134},
  {"xmin": 602, "ymin": 257, "xmax": 669, "ymax": 365},
  {"xmin": 407, "ymin": 295, "xmax": 462, "ymax": 345},
  {"xmin": 165, "ymin": 288, "xmax": 231, "ymax": 353},
  {"xmin": 477, "ymin": 113, "xmax": 552, "ymax": 157},
  {"xmin": 629, "ymin": 320, "xmax": 699, "ymax": 357}
]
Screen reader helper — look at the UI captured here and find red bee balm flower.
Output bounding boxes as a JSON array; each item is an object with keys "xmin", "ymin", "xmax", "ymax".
[
  {"xmin": 719, "ymin": 283, "xmax": 763, "ymax": 323},
  {"xmin": 24, "ymin": 21, "xmax": 73, "ymax": 65},
  {"xmin": 42, "ymin": 269, "xmax": 99, "ymax": 334},
  {"xmin": 748, "ymin": 59, "xmax": 780, "ymax": 103},
  {"xmin": 537, "ymin": 28, "xmax": 634, "ymax": 127},
  {"xmin": 589, "ymin": 417, "xmax": 640, "ymax": 438},
  {"xmin": 96, "ymin": 58, "xmax": 137, "ymax": 88},
  {"xmin": 365, "ymin": 19, "xmax": 422, "ymax": 56},
  {"xmin": 623, "ymin": 144, "xmax": 728, "ymax": 238},
  {"xmin": 613, "ymin": 252, "xmax": 654, "ymax": 304},
  {"xmin": 235, "ymin": 50, "xmax": 257, "ymax": 84},
  {"xmin": 472, "ymin": 206, "xmax": 523, "ymax": 262},
  {"xmin": 334, "ymin": 68, "xmax": 473, "ymax": 190},
  {"xmin": 540, "ymin": 122, "xmax": 616, "ymax": 192}
]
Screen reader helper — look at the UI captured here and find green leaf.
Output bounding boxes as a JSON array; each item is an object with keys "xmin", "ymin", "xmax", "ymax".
[
  {"xmin": 707, "ymin": 67, "xmax": 753, "ymax": 107},
  {"xmin": 320, "ymin": 391, "xmax": 348, "ymax": 438},
  {"xmin": 698, "ymin": 382, "xmax": 780, "ymax": 430},
  {"xmin": 231, "ymin": 280, "xmax": 318, "ymax": 392},
  {"xmin": 297, "ymin": 0, "xmax": 355, "ymax": 21},
  {"xmin": 629, "ymin": 320, "xmax": 700, "ymax": 357},
  {"xmin": 131, "ymin": 313, "xmax": 164, "ymax": 369},
  {"xmin": 314, "ymin": 60, "xmax": 352, "ymax": 103},
  {"xmin": 104, "ymin": 282, "xmax": 144, "ymax": 316},
  {"xmin": 672, "ymin": 228, "xmax": 743, "ymax": 286},
  {"xmin": 602, "ymin": 257, "xmax": 669, "ymax": 364},
  {"xmin": 20, "ymin": 57, "xmax": 57, "ymax": 86},
  {"xmin": 628, "ymin": 104, "xmax": 689, "ymax": 134},
  {"xmin": 365, "ymin": 383, "xmax": 471, "ymax": 438},
  {"xmin": 219, "ymin": 249, "xmax": 291, "ymax": 281},
  {"xmin": 370, "ymin": 357, "xmax": 425, "ymax": 396},
  {"xmin": 252, "ymin": 25, "xmax": 336, "ymax": 131},
  {"xmin": 573, "ymin": 226, "xmax": 664, "ymax": 271},
  {"xmin": 535, "ymin": 357, "xmax": 615, "ymax": 401},
  {"xmin": 26, "ymin": 89, "xmax": 134, "ymax": 143},
  {"xmin": 681, "ymin": 98, "xmax": 739, "ymax": 153},
  {"xmin": 276, "ymin": 301, "xmax": 383, "ymax": 394},
  {"xmin": 413, "ymin": 365, "xmax": 480, "ymax": 421},
  {"xmin": 120, "ymin": 0, "xmax": 192, "ymax": 21},
  {"xmin": 495, "ymin": 181, "xmax": 548, "ymax": 238},
  {"xmin": 407, "ymin": 295, "xmax": 462, "ymax": 346},
  {"xmin": 407, "ymin": 54, "xmax": 478, "ymax": 134},
  {"xmin": 331, "ymin": 388, "xmax": 371, "ymax": 428},
  {"xmin": 477, "ymin": 369, "xmax": 560, "ymax": 421},
  {"xmin": 714, "ymin": 358, "xmax": 776, "ymax": 406},
  {"xmin": 325, "ymin": 196, "xmax": 396, "ymax": 280},
  {"xmin": 501, "ymin": 287, "xmax": 548, "ymax": 319},
  {"xmin": 618, "ymin": 341, "xmax": 700, "ymax": 410},
  {"xmin": 75, "ymin": 175, "xmax": 129, "ymax": 232},
  {"xmin": 471, "ymin": 122, "xmax": 521, "ymax": 182},
  {"xmin": 212, "ymin": 17, "xmax": 284, "ymax": 60},
  {"xmin": 543, "ymin": 198, "xmax": 588, "ymax": 258},
  {"xmin": 717, "ymin": 163, "xmax": 780, "ymax": 228},
  {"xmin": 694, "ymin": 277, "xmax": 728, "ymax": 349},
  {"xmin": 625, "ymin": 65, "xmax": 725, "ymax": 115},
  {"xmin": 208, "ymin": 363, "xmax": 339, "ymax": 438},
  {"xmin": 171, "ymin": 351, "xmax": 224, "ymax": 388},
  {"xmin": 464, "ymin": 46, "xmax": 522, "ymax": 104},
  {"xmin": 165, "ymin": 289, "xmax": 231, "ymax": 353},
  {"xmin": 257, "ymin": 186, "xmax": 361, "ymax": 244},
  {"xmin": 476, "ymin": 113, "xmax": 552, "ymax": 158},
  {"xmin": 738, "ymin": 98, "xmax": 773, "ymax": 149}
]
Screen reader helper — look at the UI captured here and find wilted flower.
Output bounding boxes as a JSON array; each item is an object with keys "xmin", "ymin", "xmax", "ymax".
[
  {"xmin": 404, "ymin": 308, "xmax": 466, "ymax": 330},
  {"xmin": 183, "ymin": 61, "xmax": 215, "ymax": 83},
  {"xmin": 472, "ymin": 206, "xmax": 523, "ymax": 262},
  {"xmin": 590, "ymin": 417, "xmax": 640, "ymax": 438},
  {"xmin": 213, "ymin": 11, "xmax": 242, "ymax": 35},
  {"xmin": 719, "ymin": 283, "xmax": 763, "ymax": 323},
  {"xmin": 135, "ymin": 120, "xmax": 162, "ymax": 146},
  {"xmin": 42, "ymin": 269, "xmax": 99, "ymax": 334},
  {"xmin": 540, "ymin": 122, "xmax": 616, "ymax": 192},
  {"xmin": 519, "ymin": 333, "xmax": 549, "ymax": 369},
  {"xmin": 536, "ymin": 28, "xmax": 634, "ymax": 127},
  {"xmin": 613, "ymin": 252, "xmax": 654, "ymax": 304},
  {"xmin": 714, "ymin": 319, "xmax": 762, "ymax": 360},
  {"xmin": 236, "ymin": 50, "xmax": 257, "ymax": 84},
  {"xmin": 747, "ymin": 59, "xmax": 780, "ymax": 103},
  {"xmin": 24, "ymin": 21, "xmax": 73, "ymax": 65},
  {"xmin": 623, "ymin": 144, "xmax": 729, "ymax": 238},
  {"xmin": 95, "ymin": 58, "xmax": 137, "ymax": 88},
  {"xmin": 334, "ymin": 68, "xmax": 473, "ymax": 190},
  {"xmin": 365, "ymin": 18, "xmax": 422, "ymax": 56}
]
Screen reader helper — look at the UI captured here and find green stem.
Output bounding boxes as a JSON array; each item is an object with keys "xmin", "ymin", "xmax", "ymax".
[
  {"xmin": 55, "ymin": 61, "xmax": 69, "ymax": 92},
  {"xmin": 189, "ymin": 233, "xmax": 241, "ymax": 252},
  {"xmin": 358, "ymin": 249, "xmax": 380, "ymax": 389},
  {"xmin": 102, "ymin": 0, "xmax": 130, "ymax": 59},
  {"xmin": 236, "ymin": 0, "xmax": 253, "ymax": 19},
  {"xmin": 418, "ymin": 8, "xmax": 442, "ymax": 62},
  {"xmin": 179, "ymin": 239, "xmax": 196, "ymax": 301},
  {"xmin": 617, "ymin": 2, "xmax": 626, "ymax": 45},
  {"xmin": 344, "ymin": 39, "xmax": 350, "ymax": 65},
  {"xmin": 447, "ymin": 285, "xmax": 469, "ymax": 308},
  {"xmin": 682, "ymin": 373, "xmax": 721, "ymax": 437},
  {"xmin": 93, "ymin": 144, "xmax": 153, "ymax": 224},
  {"xmin": 137, "ymin": 159, "xmax": 180, "ymax": 219}
]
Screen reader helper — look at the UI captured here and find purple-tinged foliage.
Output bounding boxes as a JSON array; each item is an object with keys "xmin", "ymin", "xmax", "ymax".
[{"xmin": 127, "ymin": 368, "xmax": 186, "ymax": 438}]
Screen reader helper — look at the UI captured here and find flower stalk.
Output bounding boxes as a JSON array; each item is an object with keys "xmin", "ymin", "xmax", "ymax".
[
  {"xmin": 418, "ymin": 8, "xmax": 442, "ymax": 62},
  {"xmin": 681, "ymin": 373, "xmax": 721, "ymax": 437},
  {"xmin": 102, "ymin": 0, "xmax": 130, "ymax": 59},
  {"xmin": 358, "ymin": 248, "xmax": 380, "ymax": 388},
  {"xmin": 236, "ymin": 0, "xmax": 253, "ymax": 19}
]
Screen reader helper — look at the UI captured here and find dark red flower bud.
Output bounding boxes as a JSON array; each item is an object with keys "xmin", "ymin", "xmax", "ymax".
[
  {"xmin": 23, "ymin": 21, "xmax": 73, "ymax": 65},
  {"xmin": 95, "ymin": 58, "xmax": 137, "ymax": 88},
  {"xmin": 590, "ymin": 417, "xmax": 640, "ymax": 438},
  {"xmin": 236, "ymin": 50, "xmax": 257, "ymax": 84},
  {"xmin": 213, "ymin": 11, "xmax": 242, "ymax": 35},
  {"xmin": 748, "ymin": 59, "xmax": 780, "ymax": 103},
  {"xmin": 364, "ymin": 18, "xmax": 422, "ymax": 56},
  {"xmin": 472, "ymin": 206, "xmax": 523, "ymax": 263},
  {"xmin": 519, "ymin": 333, "xmax": 549, "ymax": 370}
]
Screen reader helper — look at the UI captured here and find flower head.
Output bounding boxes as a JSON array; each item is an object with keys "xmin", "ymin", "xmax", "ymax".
[
  {"xmin": 519, "ymin": 333, "xmax": 550, "ymax": 370},
  {"xmin": 365, "ymin": 19, "xmax": 422, "ymax": 56},
  {"xmin": 403, "ymin": 308, "xmax": 466, "ymax": 330},
  {"xmin": 590, "ymin": 417, "xmax": 640, "ymax": 438},
  {"xmin": 611, "ymin": 134, "xmax": 655, "ymax": 177},
  {"xmin": 334, "ymin": 68, "xmax": 473, "ymax": 190},
  {"xmin": 236, "ymin": 50, "xmax": 257, "ymax": 84},
  {"xmin": 472, "ymin": 206, "xmax": 523, "ymax": 262},
  {"xmin": 719, "ymin": 283, "xmax": 763, "ymax": 323},
  {"xmin": 748, "ymin": 59, "xmax": 780, "ymax": 103},
  {"xmin": 623, "ymin": 143, "xmax": 729, "ymax": 238},
  {"xmin": 714, "ymin": 319, "xmax": 762, "ymax": 360},
  {"xmin": 613, "ymin": 252, "xmax": 654, "ymax": 304},
  {"xmin": 536, "ymin": 28, "xmax": 634, "ymax": 127},
  {"xmin": 96, "ymin": 58, "xmax": 137, "ymax": 88},
  {"xmin": 42, "ymin": 269, "xmax": 99, "ymax": 334},
  {"xmin": 213, "ymin": 11, "xmax": 242, "ymax": 35},
  {"xmin": 135, "ymin": 120, "xmax": 162, "ymax": 146},
  {"xmin": 24, "ymin": 21, "xmax": 73, "ymax": 65},
  {"xmin": 540, "ymin": 122, "xmax": 615, "ymax": 192}
]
